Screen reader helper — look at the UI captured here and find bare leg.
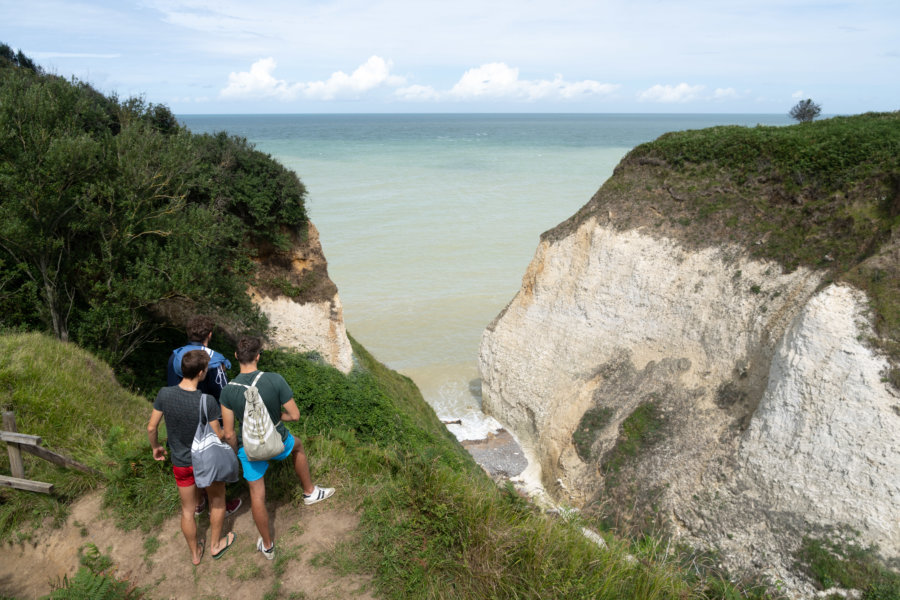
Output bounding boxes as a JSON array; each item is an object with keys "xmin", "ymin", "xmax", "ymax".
[
  {"xmin": 177, "ymin": 484, "xmax": 203, "ymax": 565},
  {"xmin": 248, "ymin": 477, "xmax": 272, "ymax": 549},
  {"xmin": 291, "ymin": 436, "xmax": 315, "ymax": 495},
  {"xmin": 206, "ymin": 481, "xmax": 227, "ymax": 554}
]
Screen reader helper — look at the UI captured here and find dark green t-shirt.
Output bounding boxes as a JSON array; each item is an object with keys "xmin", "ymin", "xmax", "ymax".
[{"xmin": 220, "ymin": 371, "xmax": 292, "ymax": 447}]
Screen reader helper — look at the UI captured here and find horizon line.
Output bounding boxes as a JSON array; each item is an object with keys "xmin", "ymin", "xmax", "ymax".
[{"xmin": 176, "ymin": 111, "xmax": 804, "ymax": 117}]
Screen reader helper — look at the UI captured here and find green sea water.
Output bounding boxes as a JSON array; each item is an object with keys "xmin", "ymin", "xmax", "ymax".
[{"xmin": 179, "ymin": 113, "xmax": 792, "ymax": 437}]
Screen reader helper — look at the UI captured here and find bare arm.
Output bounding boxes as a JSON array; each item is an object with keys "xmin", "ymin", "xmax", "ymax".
[
  {"xmin": 281, "ymin": 399, "xmax": 300, "ymax": 422},
  {"xmin": 221, "ymin": 405, "xmax": 238, "ymax": 451},
  {"xmin": 147, "ymin": 409, "xmax": 167, "ymax": 461}
]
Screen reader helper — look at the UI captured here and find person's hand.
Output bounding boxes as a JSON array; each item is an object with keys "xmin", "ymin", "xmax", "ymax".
[{"xmin": 152, "ymin": 447, "xmax": 168, "ymax": 461}]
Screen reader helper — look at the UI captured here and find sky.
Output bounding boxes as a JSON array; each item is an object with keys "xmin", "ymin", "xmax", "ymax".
[{"xmin": 3, "ymin": 0, "xmax": 899, "ymax": 115}]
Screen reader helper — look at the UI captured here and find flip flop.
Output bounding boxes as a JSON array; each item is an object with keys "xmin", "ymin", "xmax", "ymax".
[
  {"xmin": 192, "ymin": 538, "xmax": 205, "ymax": 565},
  {"xmin": 212, "ymin": 531, "xmax": 236, "ymax": 560}
]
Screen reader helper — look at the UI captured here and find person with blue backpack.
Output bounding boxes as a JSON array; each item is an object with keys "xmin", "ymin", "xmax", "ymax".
[{"xmin": 167, "ymin": 315, "xmax": 232, "ymax": 399}]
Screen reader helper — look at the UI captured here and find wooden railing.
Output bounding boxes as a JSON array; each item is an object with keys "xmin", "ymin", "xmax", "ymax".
[{"xmin": 1, "ymin": 411, "xmax": 99, "ymax": 494}]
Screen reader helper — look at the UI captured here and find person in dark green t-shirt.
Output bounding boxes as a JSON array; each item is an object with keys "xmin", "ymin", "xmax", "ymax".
[{"xmin": 220, "ymin": 337, "xmax": 334, "ymax": 561}]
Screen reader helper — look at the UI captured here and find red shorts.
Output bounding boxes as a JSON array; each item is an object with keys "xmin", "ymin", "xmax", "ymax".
[{"xmin": 172, "ymin": 465, "xmax": 195, "ymax": 487}]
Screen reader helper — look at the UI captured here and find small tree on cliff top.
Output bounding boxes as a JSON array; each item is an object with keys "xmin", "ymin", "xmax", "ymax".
[{"xmin": 790, "ymin": 98, "xmax": 822, "ymax": 123}]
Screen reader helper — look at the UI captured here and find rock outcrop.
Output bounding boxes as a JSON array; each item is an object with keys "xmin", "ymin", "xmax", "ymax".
[
  {"xmin": 479, "ymin": 118, "xmax": 900, "ymax": 595},
  {"xmin": 251, "ymin": 221, "xmax": 353, "ymax": 373}
]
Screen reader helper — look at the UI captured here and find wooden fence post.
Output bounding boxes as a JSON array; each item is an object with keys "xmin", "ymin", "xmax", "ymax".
[{"xmin": 3, "ymin": 411, "xmax": 25, "ymax": 479}]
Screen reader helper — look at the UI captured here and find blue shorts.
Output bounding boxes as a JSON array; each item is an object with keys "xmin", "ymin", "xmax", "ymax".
[{"xmin": 237, "ymin": 434, "xmax": 295, "ymax": 482}]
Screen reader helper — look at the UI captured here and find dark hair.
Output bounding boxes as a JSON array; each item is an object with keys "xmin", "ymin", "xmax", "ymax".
[
  {"xmin": 181, "ymin": 349, "xmax": 210, "ymax": 379},
  {"xmin": 235, "ymin": 337, "xmax": 263, "ymax": 364},
  {"xmin": 185, "ymin": 315, "xmax": 215, "ymax": 344}
]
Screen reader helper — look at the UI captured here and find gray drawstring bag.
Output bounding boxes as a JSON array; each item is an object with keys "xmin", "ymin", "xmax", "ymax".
[{"xmin": 191, "ymin": 393, "xmax": 240, "ymax": 488}]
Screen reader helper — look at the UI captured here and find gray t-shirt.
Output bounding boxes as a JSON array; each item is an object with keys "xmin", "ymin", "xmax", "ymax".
[{"xmin": 153, "ymin": 386, "xmax": 221, "ymax": 467}]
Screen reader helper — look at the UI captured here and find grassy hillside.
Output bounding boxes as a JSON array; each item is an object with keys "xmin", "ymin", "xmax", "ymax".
[
  {"xmin": 0, "ymin": 332, "xmax": 149, "ymax": 534},
  {"xmin": 0, "ymin": 333, "xmax": 778, "ymax": 599},
  {"xmin": 552, "ymin": 111, "xmax": 900, "ymax": 387}
]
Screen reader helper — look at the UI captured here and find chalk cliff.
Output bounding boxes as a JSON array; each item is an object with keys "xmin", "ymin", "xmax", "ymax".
[
  {"xmin": 251, "ymin": 221, "xmax": 353, "ymax": 373},
  {"xmin": 479, "ymin": 115, "xmax": 900, "ymax": 595}
]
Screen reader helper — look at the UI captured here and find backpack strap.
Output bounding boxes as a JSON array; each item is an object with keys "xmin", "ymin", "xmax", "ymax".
[
  {"xmin": 198, "ymin": 392, "xmax": 210, "ymax": 425},
  {"xmin": 226, "ymin": 371, "xmax": 265, "ymax": 389}
]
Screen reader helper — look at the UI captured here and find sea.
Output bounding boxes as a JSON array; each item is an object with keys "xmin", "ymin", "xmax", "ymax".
[{"xmin": 178, "ymin": 113, "xmax": 793, "ymax": 440}]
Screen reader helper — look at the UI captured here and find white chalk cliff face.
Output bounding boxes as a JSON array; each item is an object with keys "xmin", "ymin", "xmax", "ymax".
[
  {"xmin": 479, "ymin": 214, "xmax": 898, "ymax": 592},
  {"xmin": 737, "ymin": 284, "xmax": 899, "ymax": 556},
  {"xmin": 251, "ymin": 221, "xmax": 354, "ymax": 373},
  {"xmin": 252, "ymin": 291, "xmax": 353, "ymax": 373}
]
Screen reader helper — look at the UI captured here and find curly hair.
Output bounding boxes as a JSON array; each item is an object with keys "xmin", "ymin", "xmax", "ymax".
[{"xmin": 185, "ymin": 315, "xmax": 215, "ymax": 343}]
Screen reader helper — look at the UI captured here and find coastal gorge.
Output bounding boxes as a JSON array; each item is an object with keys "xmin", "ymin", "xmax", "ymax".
[
  {"xmin": 4, "ymin": 46, "xmax": 900, "ymax": 598},
  {"xmin": 479, "ymin": 112, "xmax": 900, "ymax": 594}
]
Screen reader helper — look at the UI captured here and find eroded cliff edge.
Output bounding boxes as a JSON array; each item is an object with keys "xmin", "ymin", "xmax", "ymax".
[
  {"xmin": 479, "ymin": 113, "xmax": 900, "ymax": 593},
  {"xmin": 251, "ymin": 221, "xmax": 354, "ymax": 373}
]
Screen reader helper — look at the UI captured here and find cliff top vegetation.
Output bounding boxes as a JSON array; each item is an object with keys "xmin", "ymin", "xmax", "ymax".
[
  {"xmin": 551, "ymin": 111, "xmax": 900, "ymax": 387},
  {"xmin": 0, "ymin": 42, "xmax": 312, "ymax": 372}
]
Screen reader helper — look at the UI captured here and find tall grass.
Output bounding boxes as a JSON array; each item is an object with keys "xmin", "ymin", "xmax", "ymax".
[{"xmin": 0, "ymin": 332, "xmax": 151, "ymax": 536}]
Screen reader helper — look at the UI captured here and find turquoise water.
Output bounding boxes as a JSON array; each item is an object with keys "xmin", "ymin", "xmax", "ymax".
[{"xmin": 179, "ymin": 114, "xmax": 792, "ymax": 431}]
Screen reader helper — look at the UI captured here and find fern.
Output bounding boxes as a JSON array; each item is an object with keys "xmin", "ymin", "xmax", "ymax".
[
  {"xmin": 42, "ymin": 544, "xmax": 139, "ymax": 600},
  {"xmin": 44, "ymin": 567, "xmax": 135, "ymax": 600}
]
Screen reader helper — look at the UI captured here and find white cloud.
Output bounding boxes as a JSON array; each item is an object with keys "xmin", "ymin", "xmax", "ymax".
[
  {"xmin": 304, "ymin": 56, "xmax": 405, "ymax": 100},
  {"xmin": 220, "ymin": 57, "xmax": 303, "ymax": 100},
  {"xmin": 441, "ymin": 62, "xmax": 617, "ymax": 102},
  {"xmin": 637, "ymin": 83, "xmax": 706, "ymax": 103},
  {"xmin": 220, "ymin": 56, "xmax": 404, "ymax": 101},
  {"xmin": 450, "ymin": 63, "xmax": 521, "ymax": 98},
  {"xmin": 792, "ymin": 90, "xmax": 805, "ymax": 99}
]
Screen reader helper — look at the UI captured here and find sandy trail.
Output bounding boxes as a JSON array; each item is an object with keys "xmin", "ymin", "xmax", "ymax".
[{"xmin": 0, "ymin": 490, "xmax": 376, "ymax": 600}]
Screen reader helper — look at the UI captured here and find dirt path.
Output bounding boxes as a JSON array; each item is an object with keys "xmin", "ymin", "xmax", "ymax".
[{"xmin": 0, "ymin": 490, "xmax": 376, "ymax": 600}]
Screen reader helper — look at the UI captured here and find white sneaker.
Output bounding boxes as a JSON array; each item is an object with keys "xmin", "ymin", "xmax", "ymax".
[
  {"xmin": 303, "ymin": 485, "xmax": 335, "ymax": 506},
  {"xmin": 256, "ymin": 536, "xmax": 275, "ymax": 560}
]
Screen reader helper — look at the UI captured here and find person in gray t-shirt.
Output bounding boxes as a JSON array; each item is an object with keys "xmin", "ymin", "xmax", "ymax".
[{"xmin": 148, "ymin": 350, "xmax": 237, "ymax": 564}]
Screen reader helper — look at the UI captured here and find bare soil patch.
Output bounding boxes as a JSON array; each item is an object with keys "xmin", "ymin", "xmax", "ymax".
[{"xmin": 0, "ymin": 490, "xmax": 375, "ymax": 600}]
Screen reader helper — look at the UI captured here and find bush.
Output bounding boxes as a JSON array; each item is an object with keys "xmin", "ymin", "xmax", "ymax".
[{"xmin": 0, "ymin": 49, "xmax": 309, "ymax": 364}]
